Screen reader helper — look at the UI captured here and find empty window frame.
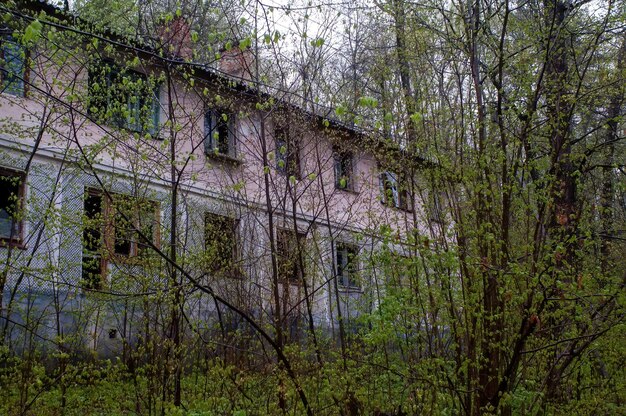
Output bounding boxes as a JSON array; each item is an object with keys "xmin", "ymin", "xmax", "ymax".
[
  {"xmin": 275, "ymin": 124, "xmax": 300, "ymax": 179},
  {"xmin": 88, "ymin": 60, "xmax": 160, "ymax": 136},
  {"xmin": 0, "ymin": 33, "xmax": 26, "ymax": 97},
  {"xmin": 333, "ymin": 148, "xmax": 354, "ymax": 191},
  {"xmin": 0, "ymin": 168, "xmax": 25, "ymax": 246},
  {"xmin": 204, "ymin": 108, "xmax": 236, "ymax": 158},
  {"xmin": 81, "ymin": 190, "xmax": 160, "ymax": 289},
  {"xmin": 204, "ymin": 212, "xmax": 239, "ymax": 277},
  {"xmin": 380, "ymin": 171, "xmax": 412, "ymax": 212},
  {"xmin": 82, "ymin": 190, "xmax": 104, "ymax": 289},
  {"xmin": 276, "ymin": 229, "xmax": 306, "ymax": 284},
  {"xmin": 335, "ymin": 242, "xmax": 359, "ymax": 289},
  {"xmin": 112, "ymin": 194, "xmax": 159, "ymax": 257}
]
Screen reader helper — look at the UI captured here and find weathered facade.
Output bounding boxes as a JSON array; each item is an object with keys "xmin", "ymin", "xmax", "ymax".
[{"xmin": 0, "ymin": 0, "xmax": 430, "ymax": 358}]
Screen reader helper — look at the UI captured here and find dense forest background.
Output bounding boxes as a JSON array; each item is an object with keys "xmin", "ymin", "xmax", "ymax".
[{"xmin": 0, "ymin": 0, "xmax": 624, "ymax": 414}]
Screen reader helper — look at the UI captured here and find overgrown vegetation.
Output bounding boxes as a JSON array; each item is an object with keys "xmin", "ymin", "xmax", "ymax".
[{"xmin": 0, "ymin": 0, "xmax": 624, "ymax": 415}]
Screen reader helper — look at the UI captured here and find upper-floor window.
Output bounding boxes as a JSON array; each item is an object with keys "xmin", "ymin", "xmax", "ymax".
[
  {"xmin": 276, "ymin": 229, "xmax": 305, "ymax": 284},
  {"xmin": 0, "ymin": 34, "xmax": 26, "ymax": 97},
  {"xmin": 204, "ymin": 212, "xmax": 240, "ymax": 277},
  {"xmin": 380, "ymin": 170, "xmax": 412, "ymax": 212},
  {"xmin": 82, "ymin": 189, "xmax": 160, "ymax": 290},
  {"xmin": 333, "ymin": 148, "xmax": 354, "ymax": 191},
  {"xmin": 335, "ymin": 242, "xmax": 360, "ymax": 289},
  {"xmin": 0, "ymin": 168, "xmax": 25, "ymax": 246},
  {"xmin": 204, "ymin": 108, "xmax": 236, "ymax": 158},
  {"xmin": 275, "ymin": 124, "xmax": 300, "ymax": 179},
  {"xmin": 88, "ymin": 60, "xmax": 160, "ymax": 137}
]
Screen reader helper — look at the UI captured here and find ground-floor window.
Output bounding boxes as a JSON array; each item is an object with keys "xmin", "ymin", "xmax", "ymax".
[
  {"xmin": 82, "ymin": 189, "xmax": 160, "ymax": 290},
  {"xmin": 0, "ymin": 168, "xmax": 25, "ymax": 247}
]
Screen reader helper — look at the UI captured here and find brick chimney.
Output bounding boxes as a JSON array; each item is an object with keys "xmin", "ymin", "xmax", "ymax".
[
  {"xmin": 218, "ymin": 43, "xmax": 254, "ymax": 81},
  {"xmin": 157, "ymin": 16, "xmax": 192, "ymax": 61}
]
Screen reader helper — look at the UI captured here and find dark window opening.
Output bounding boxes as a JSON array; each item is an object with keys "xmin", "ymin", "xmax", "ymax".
[
  {"xmin": 0, "ymin": 169, "xmax": 25, "ymax": 245},
  {"xmin": 276, "ymin": 229, "xmax": 305, "ymax": 284},
  {"xmin": 0, "ymin": 34, "xmax": 26, "ymax": 97},
  {"xmin": 82, "ymin": 191, "xmax": 103, "ymax": 289},
  {"xmin": 112, "ymin": 195, "xmax": 134, "ymax": 257},
  {"xmin": 81, "ymin": 189, "xmax": 159, "ymax": 290},
  {"xmin": 205, "ymin": 212, "xmax": 239, "ymax": 277},
  {"xmin": 111, "ymin": 195, "xmax": 158, "ymax": 257},
  {"xmin": 336, "ymin": 243, "xmax": 359, "ymax": 288},
  {"xmin": 380, "ymin": 171, "xmax": 412, "ymax": 212},
  {"xmin": 275, "ymin": 125, "xmax": 300, "ymax": 179},
  {"xmin": 88, "ymin": 60, "xmax": 160, "ymax": 136},
  {"xmin": 136, "ymin": 204, "xmax": 156, "ymax": 255},
  {"xmin": 334, "ymin": 149, "xmax": 354, "ymax": 190},
  {"xmin": 204, "ymin": 109, "xmax": 236, "ymax": 158}
]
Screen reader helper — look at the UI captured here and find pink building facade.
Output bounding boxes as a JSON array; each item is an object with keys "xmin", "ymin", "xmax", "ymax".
[{"xmin": 0, "ymin": 3, "xmax": 432, "ymax": 355}]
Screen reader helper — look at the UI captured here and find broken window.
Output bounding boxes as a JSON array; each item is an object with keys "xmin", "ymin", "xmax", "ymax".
[
  {"xmin": 204, "ymin": 212, "xmax": 239, "ymax": 277},
  {"xmin": 0, "ymin": 33, "xmax": 26, "ymax": 97},
  {"xmin": 380, "ymin": 170, "xmax": 412, "ymax": 212},
  {"xmin": 334, "ymin": 148, "xmax": 354, "ymax": 191},
  {"xmin": 335, "ymin": 242, "xmax": 360, "ymax": 289},
  {"xmin": 275, "ymin": 124, "xmax": 300, "ymax": 179},
  {"xmin": 205, "ymin": 108, "xmax": 237, "ymax": 158},
  {"xmin": 81, "ymin": 189, "xmax": 159, "ymax": 289},
  {"xmin": 0, "ymin": 168, "xmax": 25, "ymax": 245},
  {"xmin": 88, "ymin": 60, "xmax": 160, "ymax": 136},
  {"xmin": 276, "ymin": 229, "xmax": 306, "ymax": 284}
]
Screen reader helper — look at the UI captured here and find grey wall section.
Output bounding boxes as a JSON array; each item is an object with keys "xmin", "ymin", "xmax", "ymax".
[
  {"xmin": 0, "ymin": 155, "xmax": 263, "ymax": 358},
  {"xmin": 1, "ymin": 156, "xmax": 60, "ymax": 295},
  {"xmin": 1, "ymin": 290, "xmax": 133, "ymax": 359},
  {"xmin": 0, "ymin": 155, "xmax": 171, "ymax": 358},
  {"xmin": 1, "ymin": 152, "xmax": 369, "ymax": 358}
]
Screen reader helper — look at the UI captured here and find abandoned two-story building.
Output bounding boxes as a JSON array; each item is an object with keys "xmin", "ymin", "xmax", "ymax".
[{"xmin": 0, "ymin": 0, "xmax": 434, "ymax": 357}]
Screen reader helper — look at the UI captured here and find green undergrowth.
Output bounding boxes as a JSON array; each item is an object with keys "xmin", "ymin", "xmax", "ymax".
[
  {"xmin": 0, "ymin": 348, "xmax": 449, "ymax": 416},
  {"xmin": 0, "ymin": 340, "xmax": 623, "ymax": 415}
]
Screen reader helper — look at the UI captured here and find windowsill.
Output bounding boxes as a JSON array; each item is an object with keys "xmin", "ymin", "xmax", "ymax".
[
  {"xmin": 0, "ymin": 238, "xmax": 25, "ymax": 250},
  {"xmin": 143, "ymin": 132, "xmax": 162, "ymax": 140},
  {"xmin": 335, "ymin": 185, "xmax": 359, "ymax": 195},
  {"xmin": 226, "ymin": 274, "xmax": 246, "ymax": 281},
  {"xmin": 109, "ymin": 252, "xmax": 158, "ymax": 266},
  {"xmin": 80, "ymin": 284, "xmax": 106, "ymax": 293},
  {"xmin": 208, "ymin": 267, "xmax": 245, "ymax": 280},
  {"xmin": 338, "ymin": 285, "xmax": 362, "ymax": 293},
  {"xmin": 380, "ymin": 200, "xmax": 413, "ymax": 213},
  {"xmin": 87, "ymin": 114, "xmax": 161, "ymax": 139},
  {"xmin": 0, "ymin": 92, "xmax": 26, "ymax": 99},
  {"xmin": 206, "ymin": 151, "xmax": 242, "ymax": 165},
  {"xmin": 121, "ymin": 126, "xmax": 161, "ymax": 139},
  {"xmin": 110, "ymin": 254, "xmax": 140, "ymax": 265},
  {"xmin": 277, "ymin": 171, "xmax": 302, "ymax": 182}
]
